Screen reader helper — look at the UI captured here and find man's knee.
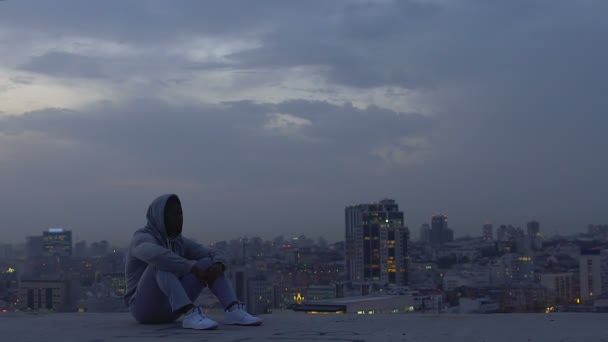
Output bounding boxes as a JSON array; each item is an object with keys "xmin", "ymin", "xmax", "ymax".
[
  {"xmin": 193, "ymin": 258, "xmax": 222, "ymax": 286},
  {"xmin": 194, "ymin": 257, "xmax": 214, "ymax": 270}
]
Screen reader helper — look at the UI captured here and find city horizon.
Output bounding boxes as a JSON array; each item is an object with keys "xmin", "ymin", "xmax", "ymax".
[
  {"xmin": 2, "ymin": 210, "xmax": 601, "ymax": 248},
  {"xmin": 3, "ymin": 194, "xmax": 608, "ymax": 318},
  {"xmin": 6, "ymin": 215, "xmax": 593, "ymax": 246}
]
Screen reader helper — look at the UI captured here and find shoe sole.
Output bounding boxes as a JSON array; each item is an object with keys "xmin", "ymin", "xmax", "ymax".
[
  {"xmin": 224, "ymin": 321, "xmax": 263, "ymax": 326},
  {"xmin": 183, "ymin": 323, "xmax": 219, "ymax": 330}
]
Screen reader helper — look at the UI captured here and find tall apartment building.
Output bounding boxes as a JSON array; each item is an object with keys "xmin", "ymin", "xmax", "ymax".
[
  {"xmin": 430, "ymin": 214, "xmax": 453, "ymax": 248},
  {"xmin": 345, "ymin": 199, "xmax": 409, "ymax": 285},
  {"xmin": 483, "ymin": 223, "xmax": 494, "ymax": 241},
  {"xmin": 419, "ymin": 224, "xmax": 431, "ymax": 243},
  {"xmin": 226, "ymin": 267, "xmax": 273, "ymax": 314},
  {"xmin": 540, "ymin": 273, "xmax": 575, "ymax": 305},
  {"xmin": 526, "ymin": 221, "xmax": 542, "ymax": 251},
  {"xmin": 580, "ymin": 250, "xmax": 602, "ymax": 301}
]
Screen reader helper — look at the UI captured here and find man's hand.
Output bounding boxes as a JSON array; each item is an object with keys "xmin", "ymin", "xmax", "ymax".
[
  {"xmin": 191, "ymin": 265, "xmax": 208, "ymax": 283},
  {"xmin": 206, "ymin": 262, "xmax": 225, "ymax": 279}
]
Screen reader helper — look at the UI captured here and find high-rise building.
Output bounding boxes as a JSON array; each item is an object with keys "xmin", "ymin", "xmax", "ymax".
[
  {"xmin": 483, "ymin": 223, "xmax": 494, "ymax": 241},
  {"xmin": 527, "ymin": 221, "xmax": 540, "ymax": 237},
  {"xmin": 0, "ymin": 244, "xmax": 13, "ymax": 260},
  {"xmin": 419, "ymin": 224, "xmax": 431, "ymax": 243},
  {"xmin": 430, "ymin": 214, "xmax": 453, "ymax": 248},
  {"xmin": 580, "ymin": 250, "xmax": 602, "ymax": 301},
  {"xmin": 247, "ymin": 276, "xmax": 273, "ymax": 314},
  {"xmin": 74, "ymin": 241, "xmax": 88, "ymax": 258},
  {"xmin": 43, "ymin": 228, "xmax": 72, "ymax": 257},
  {"xmin": 26, "ymin": 236, "xmax": 44, "ymax": 259},
  {"xmin": 588, "ymin": 224, "xmax": 608, "ymax": 240},
  {"xmin": 345, "ymin": 199, "xmax": 409, "ymax": 285},
  {"xmin": 497, "ymin": 225, "xmax": 508, "ymax": 242},
  {"xmin": 226, "ymin": 267, "xmax": 273, "ymax": 314},
  {"xmin": 228, "ymin": 267, "xmax": 249, "ymax": 306},
  {"xmin": 526, "ymin": 221, "xmax": 542, "ymax": 251}
]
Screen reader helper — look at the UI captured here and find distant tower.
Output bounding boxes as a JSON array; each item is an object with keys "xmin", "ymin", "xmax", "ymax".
[
  {"xmin": 430, "ymin": 214, "xmax": 453, "ymax": 248},
  {"xmin": 43, "ymin": 228, "xmax": 72, "ymax": 257},
  {"xmin": 345, "ymin": 199, "xmax": 409, "ymax": 285},
  {"xmin": 527, "ymin": 221, "xmax": 540, "ymax": 238},
  {"xmin": 419, "ymin": 224, "xmax": 431, "ymax": 243},
  {"xmin": 497, "ymin": 225, "xmax": 509, "ymax": 242},
  {"xmin": 74, "ymin": 241, "xmax": 87, "ymax": 258},
  {"xmin": 26, "ymin": 236, "xmax": 44, "ymax": 259},
  {"xmin": 526, "ymin": 221, "xmax": 541, "ymax": 251},
  {"xmin": 483, "ymin": 223, "xmax": 494, "ymax": 241}
]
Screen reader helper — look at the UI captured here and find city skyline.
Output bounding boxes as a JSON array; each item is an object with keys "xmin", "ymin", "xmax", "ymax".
[
  {"xmin": 3, "ymin": 213, "xmax": 601, "ymax": 248},
  {"xmin": 3, "ymin": 197, "xmax": 608, "ymax": 316},
  {"xmin": 1, "ymin": 1, "xmax": 607, "ymax": 244}
]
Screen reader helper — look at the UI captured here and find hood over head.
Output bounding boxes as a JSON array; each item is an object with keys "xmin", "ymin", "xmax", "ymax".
[{"xmin": 144, "ymin": 193, "xmax": 181, "ymax": 242}]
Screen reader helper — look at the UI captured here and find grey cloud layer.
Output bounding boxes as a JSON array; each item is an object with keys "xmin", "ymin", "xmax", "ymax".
[
  {"xmin": 1, "ymin": 0, "xmax": 607, "ymax": 243},
  {"xmin": 0, "ymin": 100, "xmax": 432, "ymax": 243}
]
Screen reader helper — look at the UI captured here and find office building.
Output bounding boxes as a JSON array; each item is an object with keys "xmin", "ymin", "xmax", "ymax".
[
  {"xmin": 74, "ymin": 241, "xmax": 88, "ymax": 258},
  {"xmin": 227, "ymin": 267, "xmax": 273, "ymax": 314},
  {"xmin": 430, "ymin": 214, "xmax": 453, "ymax": 248},
  {"xmin": 483, "ymin": 223, "xmax": 494, "ymax": 241},
  {"xmin": 306, "ymin": 285, "xmax": 338, "ymax": 301},
  {"xmin": 527, "ymin": 221, "xmax": 540, "ymax": 238},
  {"xmin": 0, "ymin": 244, "xmax": 13, "ymax": 259},
  {"xmin": 247, "ymin": 277, "xmax": 273, "ymax": 314},
  {"xmin": 43, "ymin": 228, "xmax": 72, "ymax": 257},
  {"xmin": 540, "ymin": 273, "xmax": 575, "ymax": 305},
  {"xmin": 26, "ymin": 236, "xmax": 44, "ymax": 259},
  {"xmin": 419, "ymin": 224, "xmax": 431, "ymax": 243},
  {"xmin": 19, "ymin": 274, "xmax": 79, "ymax": 312},
  {"xmin": 345, "ymin": 199, "xmax": 409, "ymax": 285},
  {"xmin": 527, "ymin": 221, "xmax": 541, "ymax": 251}
]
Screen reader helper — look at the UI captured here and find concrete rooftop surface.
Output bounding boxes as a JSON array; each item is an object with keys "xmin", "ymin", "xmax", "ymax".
[{"xmin": 1, "ymin": 312, "xmax": 607, "ymax": 342}]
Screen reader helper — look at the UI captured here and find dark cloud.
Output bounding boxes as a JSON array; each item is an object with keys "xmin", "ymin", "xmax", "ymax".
[
  {"xmin": 0, "ymin": 99, "xmax": 432, "ymax": 243},
  {"xmin": 1, "ymin": 0, "xmax": 607, "ymax": 243},
  {"xmin": 231, "ymin": 0, "xmax": 608, "ymax": 90},
  {"xmin": 21, "ymin": 52, "xmax": 111, "ymax": 79},
  {"xmin": 18, "ymin": 50, "xmax": 220, "ymax": 81},
  {"xmin": 0, "ymin": 0, "xmax": 340, "ymax": 43}
]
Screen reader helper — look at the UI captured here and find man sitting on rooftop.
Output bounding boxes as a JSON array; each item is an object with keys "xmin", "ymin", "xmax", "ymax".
[{"xmin": 124, "ymin": 194, "xmax": 262, "ymax": 330}]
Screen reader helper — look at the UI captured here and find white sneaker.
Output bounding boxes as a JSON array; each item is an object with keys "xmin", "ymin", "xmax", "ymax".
[
  {"xmin": 182, "ymin": 307, "xmax": 219, "ymax": 330},
  {"xmin": 224, "ymin": 304, "xmax": 263, "ymax": 326}
]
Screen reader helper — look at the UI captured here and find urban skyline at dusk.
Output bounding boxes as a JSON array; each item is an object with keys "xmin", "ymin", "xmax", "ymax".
[
  {"xmin": 2, "ymin": 203, "xmax": 601, "ymax": 250},
  {"xmin": 0, "ymin": 203, "xmax": 587, "ymax": 246},
  {"xmin": 2, "ymin": 196, "xmax": 608, "ymax": 320}
]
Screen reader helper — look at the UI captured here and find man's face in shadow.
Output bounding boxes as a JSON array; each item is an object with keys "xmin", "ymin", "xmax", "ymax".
[{"xmin": 165, "ymin": 196, "xmax": 183, "ymax": 238}]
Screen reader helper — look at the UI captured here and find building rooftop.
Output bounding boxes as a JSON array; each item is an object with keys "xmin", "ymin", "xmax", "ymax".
[
  {"xmin": 1, "ymin": 312, "xmax": 606, "ymax": 342},
  {"xmin": 314, "ymin": 295, "xmax": 397, "ymax": 304}
]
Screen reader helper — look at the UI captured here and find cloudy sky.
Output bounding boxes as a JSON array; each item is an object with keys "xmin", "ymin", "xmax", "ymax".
[{"xmin": 0, "ymin": 0, "xmax": 606, "ymax": 245}]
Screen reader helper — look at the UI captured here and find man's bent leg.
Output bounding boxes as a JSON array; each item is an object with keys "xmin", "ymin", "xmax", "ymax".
[
  {"xmin": 208, "ymin": 272, "xmax": 239, "ymax": 308},
  {"xmin": 130, "ymin": 265, "xmax": 190, "ymax": 324},
  {"xmin": 187, "ymin": 258, "xmax": 239, "ymax": 308},
  {"xmin": 156, "ymin": 269, "xmax": 195, "ymax": 312},
  {"xmin": 184, "ymin": 258, "xmax": 261, "ymax": 326}
]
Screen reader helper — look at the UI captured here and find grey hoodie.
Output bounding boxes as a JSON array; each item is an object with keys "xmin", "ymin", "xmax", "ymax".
[{"xmin": 124, "ymin": 194, "xmax": 227, "ymax": 305}]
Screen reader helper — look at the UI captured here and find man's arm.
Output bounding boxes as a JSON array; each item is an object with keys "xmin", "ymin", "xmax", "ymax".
[
  {"xmin": 131, "ymin": 236, "xmax": 195, "ymax": 276},
  {"xmin": 183, "ymin": 238, "xmax": 228, "ymax": 265}
]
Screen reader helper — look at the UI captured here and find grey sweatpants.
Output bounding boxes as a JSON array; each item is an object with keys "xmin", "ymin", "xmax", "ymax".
[{"xmin": 129, "ymin": 258, "xmax": 238, "ymax": 324}]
